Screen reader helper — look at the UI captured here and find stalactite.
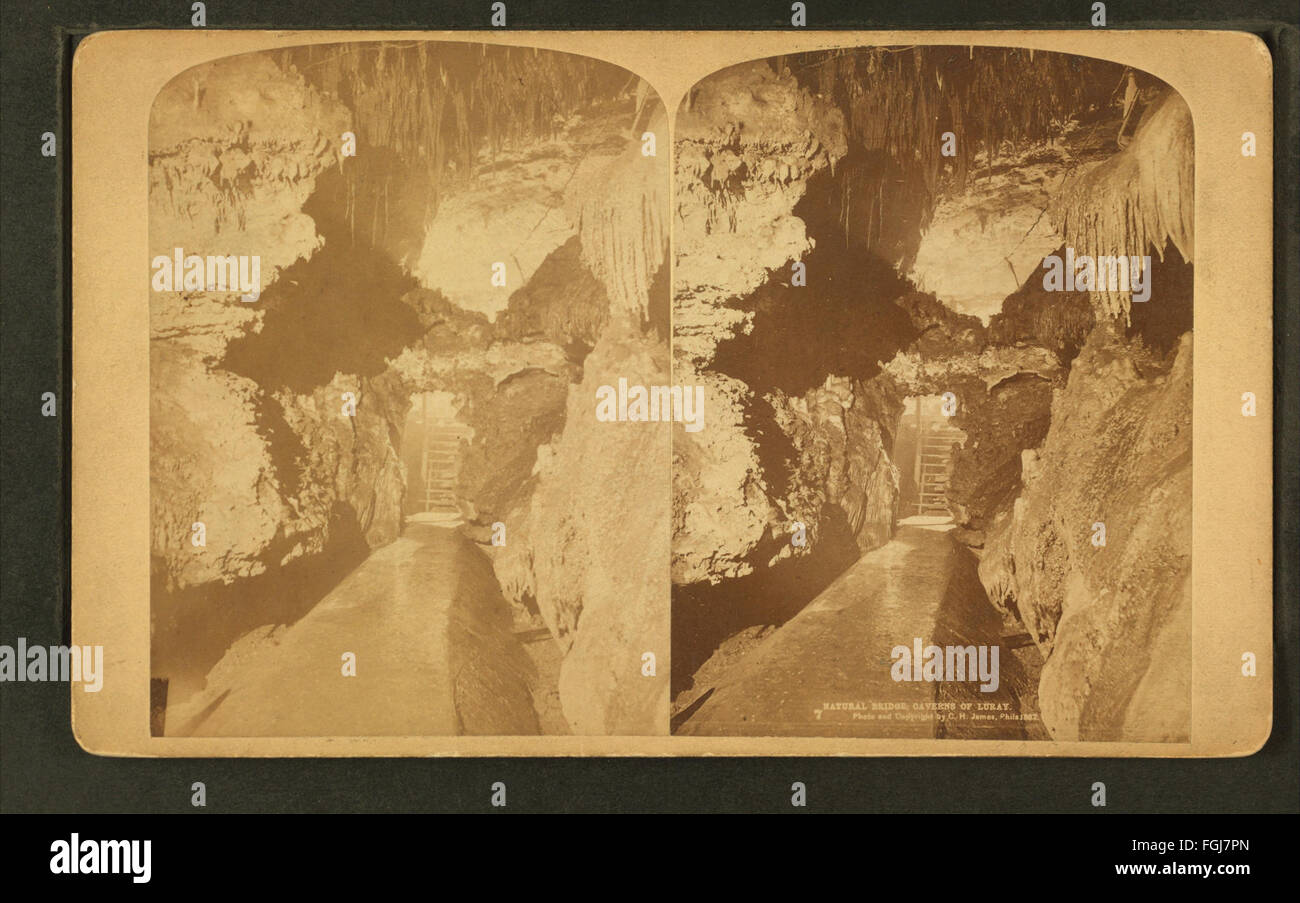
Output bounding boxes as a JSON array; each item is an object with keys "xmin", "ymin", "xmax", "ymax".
[
  {"xmin": 1053, "ymin": 89, "xmax": 1194, "ymax": 321},
  {"xmin": 274, "ymin": 40, "xmax": 674, "ymax": 324},
  {"xmin": 791, "ymin": 47, "xmax": 1122, "ymax": 256},
  {"xmin": 575, "ymin": 150, "xmax": 667, "ymax": 323},
  {"xmin": 286, "ymin": 42, "xmax": 624, "ymax": 228}
]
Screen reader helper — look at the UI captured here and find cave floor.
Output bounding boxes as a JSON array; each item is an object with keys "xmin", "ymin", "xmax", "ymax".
[
  {"xmin": 162, "ymin": 524, "xmax": 538, "ymax": 737},
  {"xmin": 674, "ymin": 524, "xmax": 1041, "ymax": 739}
]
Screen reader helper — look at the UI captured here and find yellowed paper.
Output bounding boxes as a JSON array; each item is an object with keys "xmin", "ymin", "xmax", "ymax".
[{"xmin": 71, "ymin": 29, "xmax": 1272, "ymax": 756}]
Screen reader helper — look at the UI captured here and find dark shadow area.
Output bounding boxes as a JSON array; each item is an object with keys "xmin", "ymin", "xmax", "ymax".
[
  {"xmin": 645, "ymin": 245, "xmax": 672, "ymax": 341},
  {"xmin": 515, "ymin": 590, "xmax": 542, "ymax": 621},
  {"xmin": 495, "ymin": 235, "xmax": 610, "ymax": 356},
  {"xmin": 932, "ymin": 538, "xmax": 1042, "ymax": 741},
  {"xmin": 988, "ymin": 244, "xmax": 1096, "ymax": 365},
  {"xmin": 150, "ymin": 500, "xmax": 371, "ymax": 703},
  {"xmin": 945, "ymin": 371, "xmax": 1055, "ymax": 534},
  {"xmin": 1127, "ymin": 242, "xmax": 1193, "ymax": 356},
  {"xmin": 708, "ymin": 154, "xmax": 919, "ymax": 398},
  {"xmin": 316, "ymin": 146, "xmax": 432, "ymax": 264},
  {"xmin": 174, "ymin": 689, "xmax": 233, "ymax": 738},
  {"xmin": 816, "ymin": 146, "xmax": 933, "ymax": 271},
  {"xmin": 670, "ymin": 505, "xmax": 862, "ymax": 698},
  {"xmin": 248, "ymin": 391, "xmax": 309, "ymax": 499},
  {"xmin": 219, "ymin": 162, "xmax": 425, "ymax": 395},
  {"xmin": 149, "ymin": 678, "xmax": 168, "ymax": 738},
  {"xmin": 740, "ymin": 393, "xmax": 800, "ymax": 503},
  {"xmin": 670, "ymin": 687, "xmax": 715, "ymax": 733}
]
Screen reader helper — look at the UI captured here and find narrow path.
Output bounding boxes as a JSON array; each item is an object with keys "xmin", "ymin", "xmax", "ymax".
[
  {"xmin": 166, "ymin": 524, "xmax": 538, "ymax": 737},
  {"xmin": 676, "ymin": 521, "xmax": 1036, "ymax": 738}
]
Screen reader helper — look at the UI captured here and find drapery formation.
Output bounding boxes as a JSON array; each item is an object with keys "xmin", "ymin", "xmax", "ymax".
[{"xmin": 1053, "ymin": 89, "xmax": 1194, "ymax": 321}]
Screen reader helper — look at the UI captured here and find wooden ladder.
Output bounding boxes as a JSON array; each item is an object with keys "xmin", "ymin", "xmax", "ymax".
[
  {"xmin": 914, "ymin": 425, "xmax": 963, "ymax": 516},
  {"xmin": 420, "ymin": 422, "xmax": 467, "ymax": 513}
]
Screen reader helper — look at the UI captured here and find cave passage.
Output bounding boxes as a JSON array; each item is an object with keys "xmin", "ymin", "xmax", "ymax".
[
  {"xmin": 894, "ymin": 395, "xmax": 967, "ymax": 522},
  {"xmin": 674, "ymin": 520, "xmax": 1044, "ymax": 739},
  {"xmin": 159, "ymin": 524, "xmax": 544, "ymax": 737},
  {"xmin": 400, "ymin": 391, "xmax": 473, "ymax": 525},
  {"xmin": 156, "ymin": 391, "xmax": 574, "ymax": 736},
  {"xmin": 157, "ymin": 511, "xmax": 574, "ymax": 737}
]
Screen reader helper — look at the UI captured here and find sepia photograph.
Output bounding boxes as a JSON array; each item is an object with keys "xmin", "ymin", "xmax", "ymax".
[
  {"xmin": 670, "ymin": 48, "xmax": 1194, "ymax": 742},
  {"xmin": 146, "ymin": 41, "xmax": 671, "ymax": 738},
  {"xmin": 64, "ymin": 28, "xmax": 1272, "ymax": 760}
]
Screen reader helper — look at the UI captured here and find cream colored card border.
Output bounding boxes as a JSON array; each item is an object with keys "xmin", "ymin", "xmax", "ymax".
[{"xmin": 71, "ymin": 28, "xmax": 1273, "ymax": 757}]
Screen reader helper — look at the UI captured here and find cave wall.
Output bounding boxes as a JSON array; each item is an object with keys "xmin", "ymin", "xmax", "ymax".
[
  {"xmin": 972, "ymin": 89, "xmax": 1195, "ymax": 741},
  {"xmin": 767, "ymin": 375, "xmax": 904, "ymax": 556},
  {"xmin": 979, "ymin": 323, "xmax": 1192, "ymax": 741},
  {"xmin": 149, "ymin": 54, "xmax": 384, "ymax": 597},
  {"xmin": 672, "ymin": 61, "xmax": 901, "ymax": 589},
  {"xmin": 522, "ymin": 322, "xmax": 671, "ymax": 734}
]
